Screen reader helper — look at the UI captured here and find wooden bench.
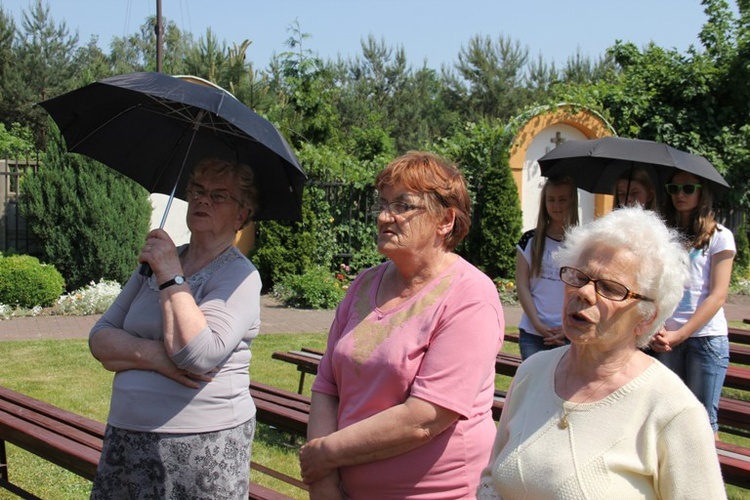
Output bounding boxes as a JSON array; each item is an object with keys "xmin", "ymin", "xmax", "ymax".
[
  {"xmin": 505, "ymin": 332, "xmax": 750, "ymax": 366},
  {"xmin": 0, "ymin": 385, "xmax": 298, "ymax": 500},
  {"xmin": 271, "ymin": 350, "xmax": 322, "ymax": 394},
  {"xmin": 493, "ymin": 352, "xmax": 750, "ymax": 436},
  {"xmin": 716, "ymin": 441, "xmax": 750, "ymax": 488},
  {"xmin": 273, "ymin": 347, "xmax": 750, "ymax": 434},
  {"xmin": 270, "ymin": 348, "xmax": 750, "ymax": 487},
  {"xmin": 730, "ymin": 326, "xmax": 750, "ymax": 345},
  {"xmin": 251, "ymin": 381, "xmax": 311, "ymax": 438}
]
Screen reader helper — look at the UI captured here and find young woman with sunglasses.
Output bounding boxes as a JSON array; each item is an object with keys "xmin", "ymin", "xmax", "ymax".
[{"xmin": 650, "ymin": 169, "xmax": 735, "ymax": 436}]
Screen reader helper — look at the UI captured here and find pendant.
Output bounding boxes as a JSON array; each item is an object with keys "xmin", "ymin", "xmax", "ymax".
[{"xmin": 558, "ymin": 414, "xmax": 569, "ymax": 429}]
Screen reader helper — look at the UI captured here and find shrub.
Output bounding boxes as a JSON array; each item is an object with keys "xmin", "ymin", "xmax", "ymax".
[
  {"xmin": 251, "ymin": 185, "xmax": 335, "ymax": 291},
  {"xmin": 433, "ymin": 121, "xmax": 522, "ymax": 279},
  {"xmin": 250, "ymin": 143, "xmax": 384, "ymax": 290},
  {"xmin": 0, "ymin": 254, "xmax": 65, "ymax": 307},
  {"xmin": 272, "ymin": 266, "xmax": 346, "ymax": 310},
  {"xmin": 731, "ymin": 221, "xmax": 750, "ymax": 282},
  {"xmin": 19, "ymin": 125, "xmax": 151, "ymax": 291},
  {"xmin": 54, "ymin": 279, "xmax": 122, "ymax": 316}
]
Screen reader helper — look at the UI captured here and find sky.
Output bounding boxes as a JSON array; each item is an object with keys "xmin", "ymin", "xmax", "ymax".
[{"xmin": 0, "ymin": 0, "xmax": 726, "ymax": 70}]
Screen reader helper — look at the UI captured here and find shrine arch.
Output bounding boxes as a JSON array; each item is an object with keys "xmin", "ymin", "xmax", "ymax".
[{"xmin": 507, "ymin": 104, "xmax": 615, "ymax": 230}]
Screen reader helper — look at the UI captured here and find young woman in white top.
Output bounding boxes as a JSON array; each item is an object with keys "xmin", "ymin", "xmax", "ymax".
[{"xmin": 515, "ymin": 175, "xmax": 578, "ymax": 359}]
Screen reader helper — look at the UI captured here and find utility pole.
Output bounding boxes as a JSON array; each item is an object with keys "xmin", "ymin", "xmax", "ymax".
[{"xmin": 155, "ymin": 0, "xmax": 163, "ymax": 72}]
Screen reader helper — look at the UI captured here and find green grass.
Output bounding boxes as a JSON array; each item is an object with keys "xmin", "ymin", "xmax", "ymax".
[
  {"xmin": 0, "ymin": 333, "xmax": 328, "ymax": 500},
  {"xmin": 0, "ymin": 333, "xmax": 748, "ymax": 499}
]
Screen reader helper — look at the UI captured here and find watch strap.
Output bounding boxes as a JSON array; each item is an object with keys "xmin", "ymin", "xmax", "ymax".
[{"xmin": 158, "ymin": 275, "xmax": 186, "ymax": 290}]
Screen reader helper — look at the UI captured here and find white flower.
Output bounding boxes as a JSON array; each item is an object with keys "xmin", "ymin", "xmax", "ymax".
[{"xmin": 55, "ymin": 279, "xmax": 121, "ymax": 316}]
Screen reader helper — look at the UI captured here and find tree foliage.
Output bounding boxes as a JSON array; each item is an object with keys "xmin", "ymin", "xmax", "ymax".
[
  {"xmin": 553, "ymin": 0, "xmax": 750, "ymax": 206},
  {"xmin": 2, "ymin": 0, "xmax": 750, "ymax": 291},
  {"xmin": 433, "ymin": 121, "xmax": 523, "ymax": 278},
  {"xmin": 19, "ymin": 126, "xmax": 152, "ymax": 290}
]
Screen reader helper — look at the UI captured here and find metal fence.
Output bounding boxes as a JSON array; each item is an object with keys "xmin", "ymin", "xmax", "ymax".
[
  {"xmin": 716, "ymin": 206, "xmax": 747, "ymax": 234},
  {"xmin": 0, "ymin": 153, "xmax": 41, "ymax": 255},
  {"xmin": 313, "ymin": 180, "xmax": 377, "ymax": 260},
  {"xmin": 1, "ymin": 158, "xmax": 747, "ymax": 259}
]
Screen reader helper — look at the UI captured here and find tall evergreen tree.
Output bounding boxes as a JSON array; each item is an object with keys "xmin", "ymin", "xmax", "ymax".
[
  {"xmin": 14, "ymin": 1, "xmax": 78, "ymax": 145},
  {"xmin": 0, "ymin": 8, "xmax": 25, "ymax": 130},
  {"xmin": 445, "ymin": 34, "xmax": 534, "ymax": 121},
  {"xmin": 20, "ymin": 126, "xmax": 152, "ymax": 290}
]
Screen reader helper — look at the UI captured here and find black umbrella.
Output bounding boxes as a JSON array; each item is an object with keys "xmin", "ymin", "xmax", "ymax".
[
  {"xmin": 38, "ymin": 72, "xmax": 307, "ymax": 222},
  {"xmin": 537, "ymin": 136, "xmax": 729, "ymax": 195}
]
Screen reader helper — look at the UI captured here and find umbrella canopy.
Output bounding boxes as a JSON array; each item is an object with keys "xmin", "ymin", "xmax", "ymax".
[
  {"xmin": 537, "ymin": 136, "xmax": 729, "ymax": 196},
  {"xmin": 39, "ymin": 71, "xmax": 307, "ymax": 221}
]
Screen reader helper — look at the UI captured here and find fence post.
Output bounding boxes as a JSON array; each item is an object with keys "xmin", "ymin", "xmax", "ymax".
[{"xmin": 0, "ymin": 159, "xmax": 6, "ymax": 251}]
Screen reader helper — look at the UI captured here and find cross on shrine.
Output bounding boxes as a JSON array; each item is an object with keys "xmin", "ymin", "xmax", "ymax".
[{"xmin": 550, "ymin": 132, "xmax": 566, "ymax": 147}]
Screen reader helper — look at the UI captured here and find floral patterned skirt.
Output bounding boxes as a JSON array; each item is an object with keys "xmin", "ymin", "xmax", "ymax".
[{"xmin": 90, "ymin": 418, "xmax": 255, "ymax": 500}]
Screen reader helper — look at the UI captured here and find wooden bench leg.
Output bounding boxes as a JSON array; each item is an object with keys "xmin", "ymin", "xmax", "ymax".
[
  {"xmin": 0, "ymin": 439, "xmax": 44, "ymax": 499},
  {"xmin": 296, "ymin": 370, "xmax": 306, "ymax": 395},
  {"xmin": 0, "ymin": 439, "xmax": 7, "ymax": 484}
]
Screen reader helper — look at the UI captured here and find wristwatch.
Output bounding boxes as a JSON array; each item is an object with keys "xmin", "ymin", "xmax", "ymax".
[{"xmin": 158, "ymin": 275, "xmax": 186, "ymax": 290}]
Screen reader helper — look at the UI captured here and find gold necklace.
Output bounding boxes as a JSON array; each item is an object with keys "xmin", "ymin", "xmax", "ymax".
[
  {"xmin": 558, "ymin": 380, "xmax": 608, "ymax": 429},
  {"xmin": 558, "ymin": 356, "xmax": 628, "ymax": 430}
]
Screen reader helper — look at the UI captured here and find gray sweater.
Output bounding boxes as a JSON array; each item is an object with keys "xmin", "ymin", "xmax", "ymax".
[{"xmin": 90, "ymin": 246, "xmax": 260, "ymax": 433}]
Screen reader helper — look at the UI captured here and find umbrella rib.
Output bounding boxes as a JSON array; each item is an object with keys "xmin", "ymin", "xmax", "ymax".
[
  {"xmin": 68, "ymin": 104, "xmax": 140, "ymax": 150},
  {"xmin": 137, "ymin": 97, "xmax": 262, "ymax": 143}
]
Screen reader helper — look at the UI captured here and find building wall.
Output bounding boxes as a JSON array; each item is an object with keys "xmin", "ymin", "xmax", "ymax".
[
  {"xmin": 518, "ymin": 124, "xmax": 590, "ymax": 231},
  {"xmin": 508, "ymin": 105, "xmax": 615, "ymax": 231}
]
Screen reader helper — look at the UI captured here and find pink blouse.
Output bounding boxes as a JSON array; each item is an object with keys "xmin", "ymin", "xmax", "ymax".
[{"xmin": 313, "ymin": 257, "xmax": 504, "ymax": 499}]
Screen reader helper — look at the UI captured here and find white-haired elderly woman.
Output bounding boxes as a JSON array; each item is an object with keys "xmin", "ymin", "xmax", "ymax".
[{"xmin": 478, "ymin": 206, "xmax": 726, "ymax": 499}]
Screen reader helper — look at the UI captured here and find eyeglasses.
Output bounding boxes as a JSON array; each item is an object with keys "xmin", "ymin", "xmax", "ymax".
[
  {"xmin": 665, "ymin": 183, "xmax": 702, "ymax": 195},
  {"xmin": 186, "ymin": 187, "xmax": 242, "ymax": 205},
  {"xmin": 559, "ymin": 266, "xmax": 654, "ymax": 302},
  {"xmin": 370, "ymin": 201, "xmax": 426, "ymax": 217}
]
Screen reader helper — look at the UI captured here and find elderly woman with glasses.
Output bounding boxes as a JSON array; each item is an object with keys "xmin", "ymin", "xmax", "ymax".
[
  {"xmin": 478, "ymin": 206, "xmax": 726, "ymax": 499},
  {"xmin": 89, "ymin": 158, "xmax": 261, "ymax": 499},
  {"xmin": 650, "ymin": 170, "xmax": 735, "ymax": 436},
  {"xmin": 300, "ymin": 151, "xmax": 504, "ymax": 499}
]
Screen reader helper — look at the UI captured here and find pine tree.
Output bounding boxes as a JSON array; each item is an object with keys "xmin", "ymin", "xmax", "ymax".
[{"xmin": 19, "ymin": 126, "xmax": 152, "ymax": 290}]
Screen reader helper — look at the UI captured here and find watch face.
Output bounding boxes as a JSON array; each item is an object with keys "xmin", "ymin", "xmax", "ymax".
[{"xmin": 174, "ymin": 275, "xmax": 186, "ymax": 285}]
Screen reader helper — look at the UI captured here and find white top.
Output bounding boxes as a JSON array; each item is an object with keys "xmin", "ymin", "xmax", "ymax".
[
  {"xmin": 665, "ymin": 224, "xmax": 736, "ymax": 337},
  {"xmin": 516, "ymin": 230, "xmax": 564, "ymax": 336},
  {"xmin": 478, "ymin": 346, "xmax": 726, "ymax": 500}
]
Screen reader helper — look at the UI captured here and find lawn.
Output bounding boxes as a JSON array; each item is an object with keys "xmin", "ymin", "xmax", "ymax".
[
  {"xmin": 0, "ymin": 333, "xmax": 327, "ymax": 500},
  {"xmin": 0, "ymin": 334, "xmax": 747, "ymax": 499}
]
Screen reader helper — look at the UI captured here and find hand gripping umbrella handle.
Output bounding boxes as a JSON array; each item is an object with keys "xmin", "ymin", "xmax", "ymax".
[
  {"xmin": 138, "ymin": 111, "xmax": 202, "ymax": 281},
  {"xmin": 139, "ymin": 262, "xmax": 153, "ymax": 277}
]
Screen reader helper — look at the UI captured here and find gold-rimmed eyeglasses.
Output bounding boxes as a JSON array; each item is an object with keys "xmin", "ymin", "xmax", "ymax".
[
  {"xmin": 559, "ymin": 266, "xmax": 654, "ymax": 302},
  {"xmin": 369, "ymin": 201, "xmax": 426, "ymax": 217},
  {"xmin": 186, "ymin": 187, "xmax": 242, "ymax": 205}
]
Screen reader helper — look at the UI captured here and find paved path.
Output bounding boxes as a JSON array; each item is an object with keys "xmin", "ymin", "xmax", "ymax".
[{"xmin": 1, "ymin": 295, "xmax": 749, "ymax": 342}]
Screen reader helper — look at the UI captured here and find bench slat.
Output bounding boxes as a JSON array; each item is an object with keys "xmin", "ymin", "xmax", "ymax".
[
  {"xmin": 0, "ymin": 386, "xmax": 105, "ymax": 436},
  {"xmin": 0, "ymin": 385, "xmax": 298, "ymax": 499},
  {"xmin": 0, "ymin": 408, "xmax": 100, "ymax": 480},
  {"xmin": 0, "ymin": 399, "xmax": 103, "ymax": 452},
  {"xmin": 270, "ymin": 347, "xmax": 750, "ymax": 489}
]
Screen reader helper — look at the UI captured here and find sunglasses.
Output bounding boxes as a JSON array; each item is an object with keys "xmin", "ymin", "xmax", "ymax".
[{"xmin": 665, "ymin": 183, "xmax": 702, "ymax": 195}]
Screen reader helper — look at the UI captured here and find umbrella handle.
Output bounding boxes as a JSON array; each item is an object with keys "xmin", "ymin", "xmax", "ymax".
[{"xmin": 139, "ymin": 262, "xmax": 153, "ymax": 277}]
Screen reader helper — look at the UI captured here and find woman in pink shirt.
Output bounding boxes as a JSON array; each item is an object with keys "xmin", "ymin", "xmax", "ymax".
[{"xmin": 300, "ymin": 151, "xmax": 505, "ymax": 499}]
